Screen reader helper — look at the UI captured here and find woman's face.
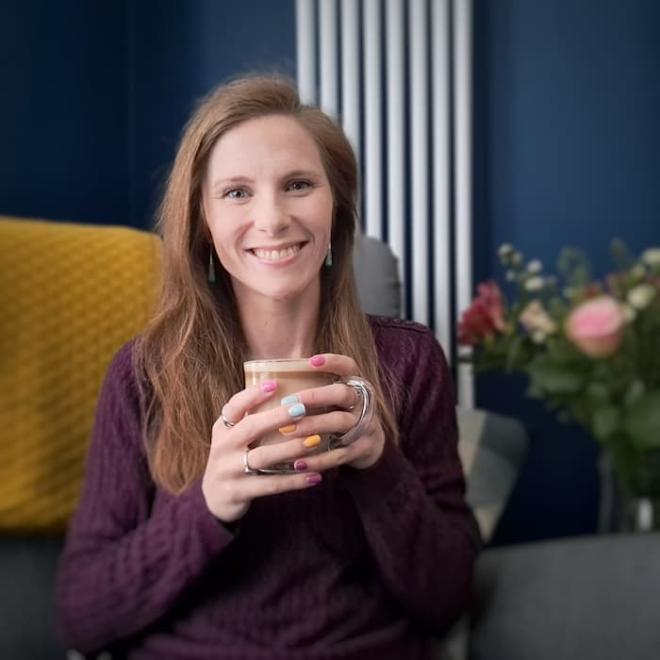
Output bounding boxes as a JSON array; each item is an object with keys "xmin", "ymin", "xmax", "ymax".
[{"xmin": 203, "ymin": 114, "xmax": 334, "ymax": 306}]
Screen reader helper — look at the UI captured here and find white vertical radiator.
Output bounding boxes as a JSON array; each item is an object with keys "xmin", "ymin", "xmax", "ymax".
[{"xmin": 295, "ymin": 0, "xmax": 474, "ymax": 408}]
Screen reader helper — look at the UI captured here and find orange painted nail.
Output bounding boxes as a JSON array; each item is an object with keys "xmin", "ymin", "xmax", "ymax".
[
  {"xmin": 303, "ymin": 434, "xmax": 321, "ymax": 448},
  {"xmin": 279, "ymin": 424, "xmax": 297, "ymax": 435}
]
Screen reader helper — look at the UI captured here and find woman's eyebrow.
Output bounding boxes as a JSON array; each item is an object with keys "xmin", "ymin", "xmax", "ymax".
[{"xmin": 210, "ymin": 176, "xmax": 253, "ymax": 192}]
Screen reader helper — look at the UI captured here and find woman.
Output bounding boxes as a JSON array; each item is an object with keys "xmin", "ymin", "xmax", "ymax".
[{"xmin": 57, "ymin": 76, "xmax": 478, "ymax": 659}]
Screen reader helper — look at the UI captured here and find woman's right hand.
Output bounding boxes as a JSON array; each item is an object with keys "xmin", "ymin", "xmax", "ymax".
[{"xmin": 201, "ymin": 380, "xmax": 323, "ymax": 524}]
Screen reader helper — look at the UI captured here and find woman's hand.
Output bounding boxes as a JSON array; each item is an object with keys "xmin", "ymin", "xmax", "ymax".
[
  {"xmin": 201, "ymin": 354, "xmax": 385, "ymax": 524},
  {"xmin": 202, "ymin": 381, "xmax": 325, "ymax": 524},
  {"xmin": 287, "ymin": 353, "xmax": 386, "ymax": 471}
]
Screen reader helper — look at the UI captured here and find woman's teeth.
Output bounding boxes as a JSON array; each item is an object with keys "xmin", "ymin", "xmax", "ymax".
[{"xmin": 252, "ymin": 244, "xmax": 302, "ymax": 262}]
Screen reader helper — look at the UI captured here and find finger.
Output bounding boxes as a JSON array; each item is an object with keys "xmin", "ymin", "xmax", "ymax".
[
  {"xmin": 216, "ymin": 380, "xmax": 279, "ymax": 429},
  {"xmin": 227, "ymin": 399, "xmax": 310, "ymax": 448},
  {"xmin": 245, "ymin": 435, "xmax": 326, "ymax": 472},
  {"xmin": 235, "ymin": 472, "xmax": 323, "ymax": 501},
  {"xmin": 289, "ymin": 382, "xmax": 360, "ymax": 413},
  {"xmin": 292, "ymin": 444, "xmax": 353, "ymax": 473},
  {"xmin": 308, "ymin": 353, "xmax": 359, "ymax": 378},
  {"xmin": 277, "ymin": 410, "xmax": 357, "ymax": 440}
]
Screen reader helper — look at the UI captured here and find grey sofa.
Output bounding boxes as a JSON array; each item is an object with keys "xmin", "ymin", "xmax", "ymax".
[{"xmin": 2, "ymin": 228, "xmax": 659, "ymax": 659}]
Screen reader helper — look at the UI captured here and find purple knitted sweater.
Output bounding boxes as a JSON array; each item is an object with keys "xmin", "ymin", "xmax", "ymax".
[{"xmin": 57, "ymin": 316, "xmax": 477, "ymax": 659}]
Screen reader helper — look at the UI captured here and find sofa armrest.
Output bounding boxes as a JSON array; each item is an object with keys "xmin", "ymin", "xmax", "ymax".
[
  {"xmin": 470, "ymin": 533, "xmax": 660, "ymax": 660},
  {"xmin": 457, "ymin": 408, "xmax": 528, "ymax": 543}
]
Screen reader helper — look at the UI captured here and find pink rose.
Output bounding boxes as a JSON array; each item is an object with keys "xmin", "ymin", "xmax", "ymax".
[
  {"xmin": 565, "ymin": 295, "xmax": 625, "ymax": 358},
  {"xmin": 458, "ymin": 281, "xmax": 507, "ymax": 346}
]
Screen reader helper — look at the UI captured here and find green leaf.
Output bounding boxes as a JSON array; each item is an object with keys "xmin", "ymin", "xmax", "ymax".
[
  {"xmin": 624, "ymin": 380, "xmax": 645, "ymax": 408},
  {"xmin": 623, "ymin": 393, "xmax": 660, "ymax": 449},
  {"xmin": 528, "ymin": 358, "xmax": 587, "ymax": 395},
  {"xmin": 610, "ymin": 239, "xmax": 632, "ymax": 271},
  {"xmin": 586, "ymin": 382, "xmax": 610, "ymax": 404},
  {"xmin": 592, "ymin": 406, "xmax": 620, "ymax": 441},
  {"xmin": 505, "ymin": 335, "xmax": 524, "ymax": 371}
]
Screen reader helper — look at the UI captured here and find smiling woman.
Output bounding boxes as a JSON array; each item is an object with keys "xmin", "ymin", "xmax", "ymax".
[
  {"xmin": 55, "ymin": 76, "xmax": 477, "ymax": 659},
  {"xmin": 204, "ymin": 114, "xmax": 333, "ymax": 311}
]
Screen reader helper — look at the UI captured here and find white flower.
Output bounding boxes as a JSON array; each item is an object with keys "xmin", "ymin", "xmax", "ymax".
[
  {"xmin": 642, "ymin": 248, "xmax": 660, "ymax": 267},
  {"xmin": 622, "ymin": 304, "xmax": 637, "ymax": 323},
  {"xmin": 498, "ymin": 244, "xmax": 514, "ymax": 259},
  {"xmin": 526, "ymin": 259, "xmax": 543, "ymax": 274},
  {"xmin": 630, "ymin": 265, "xmax": 646, "ymax": 280},
  {"xmin": 506, "ymin": 270, "xmax": 517, "ymax": 282},
  {"xmin": 511, "ymin": 252, "xmax": 523, "ymax": 266},
  {"xmin": 520, "ymin": 300, "xmax": 557, "ymax": 335},
  {"xmin": 531, "ymin": 329, "xmax": 547, "ymax": 344},
  {"xmin": 524, "ymin": 276, "xmax": 544, "ymax": 292},
  {"xmin": 627, "ymin": 283, "xmax": 656, "ymax": 310}
]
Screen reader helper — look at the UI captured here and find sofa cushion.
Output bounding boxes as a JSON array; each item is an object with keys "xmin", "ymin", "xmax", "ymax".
[
  {"xmin": 353, "ymin": 233, "xmax": 401, "ymax": 317},
  {"xmin": 471, "ymin": 532, "xmax": 660, "ymax": 660},
  {"xmin": 456, "ymin": 408, "xmax": 528, "ymax": 543},
  {"xmin": 0, "ymin": 217, "xmax": 161, "ymax": 532},
  {"xmin": 0, "ymin": 535, "xmax": 66, "ymax": 657}
]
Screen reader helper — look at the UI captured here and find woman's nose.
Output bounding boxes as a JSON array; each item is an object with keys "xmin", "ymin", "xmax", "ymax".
[{"xmin": 253, "ymin": 196, "xmax": 291, "ymax": 235}]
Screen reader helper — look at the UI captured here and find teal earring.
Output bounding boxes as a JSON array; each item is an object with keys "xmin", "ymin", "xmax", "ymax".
[
  {"xmin": 208, "ymin": 248, "xmax": 216, "ymax": 283},
  {"xmin": 324, "ymin": 244, "xmax": 333, "ymax": 267}
]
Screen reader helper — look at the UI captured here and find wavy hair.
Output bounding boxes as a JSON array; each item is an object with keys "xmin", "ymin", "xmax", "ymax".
[{"xmin": 135, "ymin": 76, "xmax": 398, "ymax": 493}]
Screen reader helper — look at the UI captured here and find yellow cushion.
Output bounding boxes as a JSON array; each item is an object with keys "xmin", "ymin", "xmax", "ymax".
[{"xmin": 0, "ymin": 217, "xmax": 161, "ymax": 532}]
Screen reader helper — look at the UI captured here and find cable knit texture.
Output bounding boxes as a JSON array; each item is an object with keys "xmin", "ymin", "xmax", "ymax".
[{"xmin": 56, "ymin": 316, "xmax": 477, "ymax": 659}]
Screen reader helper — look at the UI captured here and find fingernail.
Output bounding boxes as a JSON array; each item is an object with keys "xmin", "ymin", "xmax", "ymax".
[
  {"xmin": 303, "ymin": 434, "xmax": 321, "ymax": 448},
  {"xmin": 306, "ymin": 473, "xmax": 322, "ymax": 485},
  {"xmin": 310, "ymin": 355, "xmax": 326, "ymax": 367},
  {"xmin": 288, "ymin": 403, "xmax": 306, "ymax": 419},
  {"xmin": 281, "ymin": 394, "xmax": 300, "ymax": 406},
  {"xmin": 261, "ymin": 379, "xmax": 277, "ymax": 393},
  {"xmin": 279, "ymin": 424, "xmax": 297, "ymax": 435},
  {"xmin": 294, "ymin": 460, "xmax": 308, "ymax": 471}
]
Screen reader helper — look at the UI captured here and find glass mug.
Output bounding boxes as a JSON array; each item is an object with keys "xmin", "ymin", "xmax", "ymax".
[{"xmin": 243, "ymin": 358, "xmax": 373, "ymax": 473}]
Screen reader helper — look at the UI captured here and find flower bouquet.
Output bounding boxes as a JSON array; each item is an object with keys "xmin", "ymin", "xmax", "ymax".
[{"xmin": 458, "ymin": 241, "xmax": 660, "ymax": 530}]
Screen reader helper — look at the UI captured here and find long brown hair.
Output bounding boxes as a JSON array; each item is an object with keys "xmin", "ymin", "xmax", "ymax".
[{"xmin": 135, "ymin": 76, "xmax": 398, "ymax": 494}]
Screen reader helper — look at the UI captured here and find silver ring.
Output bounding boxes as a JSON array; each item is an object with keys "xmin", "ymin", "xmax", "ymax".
[
  {"xmin": 332, "ymin": 378, "xmax": 374, "ymax": 448},
  {"xmin": 222, "ymin": 413, "xmax": 236, "ymax": 428},
  {"xmin": 243, "ymin": 448, "xmax": 258, "ymax": 475}
]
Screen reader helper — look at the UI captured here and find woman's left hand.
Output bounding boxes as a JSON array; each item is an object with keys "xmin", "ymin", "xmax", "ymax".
[{"xmin": 283, "ymin": 353, "xmax": 386, "ymax": 471}]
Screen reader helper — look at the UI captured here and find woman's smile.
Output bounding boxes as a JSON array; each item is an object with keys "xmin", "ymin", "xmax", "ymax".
[{"xmin": 247, "ymin": 241, "xmax": 308, "ymax": 265}]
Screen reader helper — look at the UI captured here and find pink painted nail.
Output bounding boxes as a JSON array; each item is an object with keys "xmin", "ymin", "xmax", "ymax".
[
  {"xmin": 261, "ymin": 380, "xmax": 277, "ymax": 393},
  {"xmin": 306, "ymin": 473, "xmax": 322, "ymax": 485},
  {"xmin": 310, "ymin": 355, "xmax": 326, "ymax": 367},
  {"xmin": 294, "ymin": 460, "xmax": 308, "ymax": 471}
]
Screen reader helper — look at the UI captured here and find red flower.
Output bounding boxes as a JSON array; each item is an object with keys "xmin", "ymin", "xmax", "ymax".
[{"xmin": 458, "ymin": 281, "xmax": 507, "ymax": 346}]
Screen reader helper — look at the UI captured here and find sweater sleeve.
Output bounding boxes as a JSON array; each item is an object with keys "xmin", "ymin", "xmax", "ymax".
[
  {"xmin": 341, "ymin": 324, "xmax": 479, "ymax": 635},
  {"xmin": 56, "ymin": 343, "xmax": 233, "ymax": 654}
]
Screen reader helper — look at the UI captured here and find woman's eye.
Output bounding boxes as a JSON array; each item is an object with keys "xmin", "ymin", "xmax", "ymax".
[
  {"xmin": 223, "ymin": 188, "xmax": 249, "ymax": 200},
  {"xmin": 287, "ymin": 180, "xmax": 312, "ymax": 193}
]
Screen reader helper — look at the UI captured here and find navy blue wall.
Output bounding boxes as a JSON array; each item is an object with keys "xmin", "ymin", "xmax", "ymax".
[
  {"xmin": 0, "ymin": 0, "xmax": 295, "ymax": 228},
  {"xmin": 129, "ymin": 0, "xmax": 295, "ymax": 227},
  {"xmin": 474, "ymin": 0, "xmax": 660, "ymax": 545},
  {"xmin": 0, "ymin": 0, "xmax": 129, "ymax": 224}
]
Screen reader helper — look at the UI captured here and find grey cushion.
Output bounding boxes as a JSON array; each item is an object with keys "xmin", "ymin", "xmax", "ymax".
[
  {"xmin": 457, "ymin": 409, "xmax": 529, "ymax": 543},
  {"xmin": 471, "ymin": 533, "xmax": 660, "ymax": 660},
  {"xmin": 353, "ymin": 233, "xmax": 401, "ymax": 317},
  {"xmin": 0, "ymin": 535, "xmax": 66, "ymax": 658}
]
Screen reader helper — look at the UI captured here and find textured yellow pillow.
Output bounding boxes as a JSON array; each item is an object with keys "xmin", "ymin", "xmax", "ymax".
[{"xmin": 0, "ymin": 217, "xmax": 161, "ymax": 532}]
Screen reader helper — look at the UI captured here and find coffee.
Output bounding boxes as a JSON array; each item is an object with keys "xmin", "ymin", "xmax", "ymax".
[{"xmin": 243, "ymin": 359, "xmax": 337, "ymax": 472}]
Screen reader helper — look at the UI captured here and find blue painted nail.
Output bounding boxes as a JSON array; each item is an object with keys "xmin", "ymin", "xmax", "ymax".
[
  {"xmin": 288, "ymin": 403, "xmax": 306, "ymax": 419},
  {"xmin": 281, "ymin": 394, "xmax": 300, "ymax": 406}
]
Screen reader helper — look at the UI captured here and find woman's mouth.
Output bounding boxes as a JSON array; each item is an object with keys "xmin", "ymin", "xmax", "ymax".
[{"xmin": 248, "ymin": 242, "xmax": 306, "ymax": 263}]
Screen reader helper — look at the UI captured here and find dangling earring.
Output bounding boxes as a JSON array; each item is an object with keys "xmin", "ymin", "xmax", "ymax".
[
  {"xmin": 208, "ymin": 247, "xmax": 216, "ymax": 283},
  {"xmin": 324, "ymin": 244, "xmax": 333, "ymax": 267}
]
